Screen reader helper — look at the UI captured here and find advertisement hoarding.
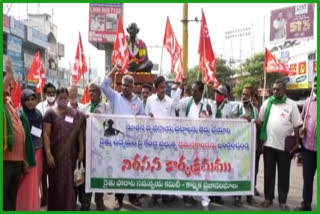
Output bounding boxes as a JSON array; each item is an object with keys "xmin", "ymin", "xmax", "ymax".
[
  {"xmin": 88, "ymin": 3, "xmax": 123, "ymax": 44},
  {"xmin": 270, "ymin": 3, "xmax": 314, "ymax": 42}
]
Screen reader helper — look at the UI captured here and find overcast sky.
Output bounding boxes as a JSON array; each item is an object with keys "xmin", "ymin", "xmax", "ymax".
[{"xmin": 5, "ymin": 3, "xmax": 306, "ymax": 78}]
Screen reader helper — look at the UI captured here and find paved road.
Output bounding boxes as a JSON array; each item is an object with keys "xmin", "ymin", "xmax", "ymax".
[{"xmin": 70, "ymin": 158, "xmax": 317, "ymax": 211}]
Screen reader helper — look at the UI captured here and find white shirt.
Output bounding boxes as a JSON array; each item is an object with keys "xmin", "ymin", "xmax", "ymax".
[
  {"xmin": 258, "ymin": 97, "xmax": 303, "ymax": 151},
  {"xmin": 210, "ymin": 100, "xmax": 233, "ymax": 119},
  {"xmin": 81, "ymin": 101, "xmax": 112, "ymax": 114},
  {"xmin": 145, "ymin": 94, "xmax": 175, "ymax": 117},
  {"xmin": 36, "ymin": 100, "xmax": 55, "ymax": 116},
  {"xmin": 175, "ymin": 88, "xmax": 210, "ymax": 119}
]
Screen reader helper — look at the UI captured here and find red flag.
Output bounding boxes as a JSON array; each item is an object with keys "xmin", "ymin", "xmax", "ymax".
[
  {"xmin": 200, "ymin": 56, "xmax": 220, "ymax": 88},
  {"xmin": 264, "ymin": 48, "xmax": 290, "ymax": 75},
  {"xmin": 12, "ymin": 77, "xmax": 22, "ymax": 109},
  {"xmin": 163, "ymin": 17, "xmax": 183, "ymax": 73},
  {"xmin": 198, "ymin": 9, "xmax": 217, "ymax": 72},
  {"xmin": 175, "ymin": 60, "xmax": 183, "ymax": 83},
  {"xmin": 73, "ymin": 32, "xmax": 88, "ymax": 84},
  {"xmin": 81, "ymin": 86, "xmax": 90, "ymax": 104},
  {"xmin": 28, "ymin": 51, "xmax": 46, "ymax": 93},
  {"xmin": 112, "ymin": 15, "xmax": 129, "ymax": 73}
]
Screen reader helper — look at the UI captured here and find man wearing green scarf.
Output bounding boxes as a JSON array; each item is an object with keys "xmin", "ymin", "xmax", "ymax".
[
  {"xmin": 257, "ymin": 79, "xmax": 302, "ymax": 211},
  {"xmin": 79, "ymin": 82, "xmax": 111, "ymax": 211},
  {"xmin": 231, "ymin": 84, "xmax": 259, "ymax": 207}
]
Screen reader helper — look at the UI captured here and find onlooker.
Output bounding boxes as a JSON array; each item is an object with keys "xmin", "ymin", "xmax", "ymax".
[
  {"xmin": 43, "ymin": 88, "xmax": 85, "ymax": 210},
  {"xmin": 16, "ymin": 89, "xmax": 43, "ymax": 210},
  {"xmin": 295, "ymin": 76, "xmax": 317, "ymax": 211},
  {"xmin": 3, "ymin": 58, "xmax": 26, "ymax": 211},
  {"xmin": 36, "ymin": 83, "xmax": 57, "ymax": 116},
  {"xmin": 101, "ymin": 64, "xmax": 145, "ymax": 210},
  {"xmin": 79, "ymin": 82, "xmax": 111, "ymax": 211},
  {"xmin": 258, "ymin": 79, "xmax": 303, "ymax": 211},
  {"xmin": 68, "ymin": 85, "xmax": 84, "ymax": 110}
]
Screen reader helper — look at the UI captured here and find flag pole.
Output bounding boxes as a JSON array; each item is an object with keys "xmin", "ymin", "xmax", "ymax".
[
  {"xmin": 159, "ymin": 45, "xmax": 164, "ymax": 76},
  {"xmin": 262, "ymin": 69, "xmax": 266, "ymax": 103}
]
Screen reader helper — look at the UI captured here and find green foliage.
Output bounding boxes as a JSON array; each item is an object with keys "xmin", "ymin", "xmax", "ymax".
[{"xmin": 233, "ymin": 52, "xmax": 286, "ymax": 98}]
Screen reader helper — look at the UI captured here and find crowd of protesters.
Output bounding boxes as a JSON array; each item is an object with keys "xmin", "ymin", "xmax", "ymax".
[{"xmin": 3, "ymin": 59, "xmax": 317, "ymax": 211}]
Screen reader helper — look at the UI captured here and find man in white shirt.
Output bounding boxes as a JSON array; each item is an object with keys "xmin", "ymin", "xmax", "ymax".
[
  {"xmin": 146, "ymin": 76, "xmax": 175, "ymax": 117},
  {"xmin": 258, "ymin": 79, "xmax": 302, "ymax": 211},
  {"xmin": 174, "ymin": 79, "xmax": 212, "ymax": 210},
  {"xmin": 175, "ymin": 80, "xmax": 212, "ymax": 119},
  {"xmin": 141, "ymin": 83, "xmax": 152, "ymax": 109},
  {"xmin": 68, "ymin": 85, "xmax": 84, "ymax": 111},
  {"xmin": 36, "ymin": 83, "xmax": 56, "ymax": 116},
  {"xmin": 37, "ymin": 82, "xmax": 56, "ymax": 207},
  {"xmin": 211, "ymin": 84, "xmax": 233, "ymax": 119},
  {"xmin": 145, "ymin": 76, "xmax": 177, "ymax": 205},
  {"xmin": 79, "ymin": 82, "xmax": 111, "ymax": 211}
]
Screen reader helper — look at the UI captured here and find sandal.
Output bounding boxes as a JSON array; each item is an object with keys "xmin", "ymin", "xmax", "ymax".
[
  {"xmin": 113, "ymin": 198, "xmax": 123, "ymax": 211},
  {"xmin": 279, "ymin": 203, "xmax": 290, "ymax": 211},
  {"xmin": 261, "ymin": 200, "xmax": 273, "ymax": 208}
]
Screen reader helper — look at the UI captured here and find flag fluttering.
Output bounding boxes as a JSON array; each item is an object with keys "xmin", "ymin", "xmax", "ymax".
[
  {"xmin": 12, "ymin": 77, "xmax": 22, "ymax": 109},
  {"xmin": 73, "ymin": 32, "xmax": 88, "ymax": 84},
  {"xmin": 28, "ymin": 51, "xmax": 46, "ymax": 93},
  {"xmin": 198, "ymin": 9, "xmax": 219, "ymax": 88},
  {"xmin": 112, "ymin": 15, "xmax": 129, "ymax": 73},
  {"xmin": 264, "ymin": 48, "xmax": 290, "ymax": 75},
  {"xmin": 163, "ymin": 17, "xmax": 183, "ymax": 75},
  {"xmin": 81, "ymin": 86, "xmax": 90, "ymax": 104}
]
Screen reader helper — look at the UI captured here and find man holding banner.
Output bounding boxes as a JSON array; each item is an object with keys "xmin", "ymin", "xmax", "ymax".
[
  {"xmin": 79, "ymin": 82, "xmax": 111, "ymax": 211},
  {"xmin": 100, "ymin": 64, "xmax": 145, "ymax": 210}
]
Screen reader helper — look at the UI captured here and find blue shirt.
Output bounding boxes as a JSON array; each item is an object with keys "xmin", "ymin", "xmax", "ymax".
[{"xmin": 101, "ymin": 77, "xmax": 145, "ymax": 115}]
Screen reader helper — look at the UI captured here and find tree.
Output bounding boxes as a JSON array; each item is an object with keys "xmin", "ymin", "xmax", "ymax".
[{"xmin": 233, "ymin": 52, "xmax": 286, "ymax": 98}]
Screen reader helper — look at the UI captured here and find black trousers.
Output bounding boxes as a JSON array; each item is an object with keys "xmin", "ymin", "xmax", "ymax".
[
  {"xmin": 302, "ymin": 149, "xmax": 317, "ymax": 209},
  {"xmin": 3, "ymin": 161, "xmax": 23, "ymax": 211},
  {"xmin": 255, "ymin": 150, "xmax": 261, "ymax": 187},
  {"xmin": 263, "ymin": 146, "xmax": 291, "ymax": 203},
  {"xmin": 78, "ymin": 182, "xmax": 104, "ymax": 206}
]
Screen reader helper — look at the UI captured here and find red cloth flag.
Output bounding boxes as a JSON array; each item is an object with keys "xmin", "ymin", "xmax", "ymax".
[
  {"xmin": 175, "ymin": 59, "xmax": 184, "ymax": 83},
  {"xmin": 198, "ymin": 9, "xmax": 217, "ymax": 72},
  {"xmin": 200, "ymin": 56, "xmax": 219, "ymax": 88},
  {"xmin": 28, "ymin": 51, "xmax": 46, "ymax": 93},
  {"xmin": 73, "ymin": 32, "xmax": 88, "ymax": 84},
  {"xmin": 12, "ymin": 77, "xmax": 22, "ymax": 109},
  {"xmin": 112, "ymin": 15, "xmax": 129, "ymax": 73},
  {"xmin": 264, "ymin": 48, "xmax": 290, "ymax": 75},
  {"xmin": 81, "ymin": 86, "xmax": 90, "ymax": 104},
  {"xmin": 163, "ymin": 17, "xmax": 183, "ymax": 73}
]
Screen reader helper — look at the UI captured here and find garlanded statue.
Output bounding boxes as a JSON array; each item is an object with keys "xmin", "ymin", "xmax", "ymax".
[{"xmin": 126, "ymin": 23, "xmax": 153, "ymax": 73}]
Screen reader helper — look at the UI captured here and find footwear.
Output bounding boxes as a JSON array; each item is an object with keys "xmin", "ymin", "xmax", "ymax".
[
  {"xmin": 184, "ymin": 196, "xmax": 195, "ymax": 207},
  {"xmin": 294, "ymin": 205, "xmax": 311, "ymax": 211},
  {"xmin": 261, "ymin": 200, "xmax": 273, "ymax": 208},
  {"xmin": 247, "ymin": 198, "xmax": 259, "ymax": 207},
  {"xmin": 96, "ymin": 201, "xmax": 106, "ymax": 211},
  {"xmin": 234, "ymin": 198, "xmax": 243, "ymax": 207},
  {"xmin": 279, "ymin": 203, "xmax": 290, "ymax": 211},
  {"xmin": 80, "ymin": 204, "xmax": 91, "ymax": 211},
  {"xmin": 254, "ymin": 188, "xmax": 260, "ymax": 196},
  {"xmin": 113, "ymin": 198, "xmax": 123, "ymax": 211},
  {"xmin": 202, "ymin": 205, "xmax": 209, "ymax": 211},
  {"xmin": 213, "ymin": 196, "xmax": 224, "ymax": 205},
  {"xmin": 129, "ymin": 198, "xmax": 142, "ymax": 207}
]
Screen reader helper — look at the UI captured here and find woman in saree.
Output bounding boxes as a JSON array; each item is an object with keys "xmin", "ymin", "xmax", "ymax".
[{"xmin": 43, "ymin": 87, "xmax": 85, "ymax": 211}]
